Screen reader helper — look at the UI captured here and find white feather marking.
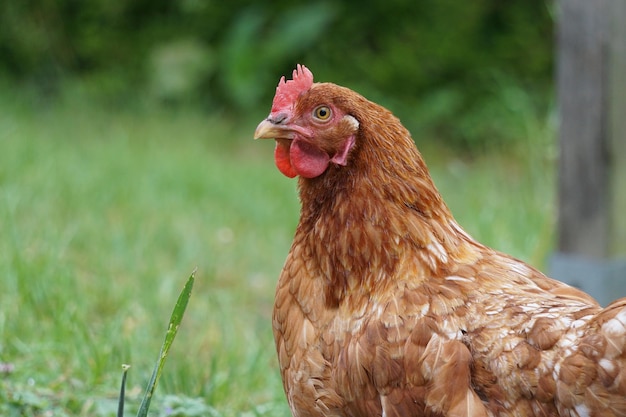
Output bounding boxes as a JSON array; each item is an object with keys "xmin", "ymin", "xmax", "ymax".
[
  {"xmin": 509, "ymin": 262, "xmax": 531, "ymax": 276},
  {"xmin": 603, "ymin": 317, "xmax": 626, "ymax": 335},
  {"xmin": 556, "ymin": 317, "xmax": 572, "ymax": 328},
  {"xmin": 380, "ymin": 395, "xmax": 389, "ymax": 417},
  {"xmin": 427, "ymin": 241, "xmax": 448, "ymax": 264},
  {"xmin": 599, "ymin": 358, "xmax": 615, "ymax": 374},
  {"xmin": 375, "ymin": 302, "xmax": 384, "ymax": 317},
  {"xmin": 558, "ymin": 332, "xmax": 578, "ymax": 350},
  {"xmin": 343, "ymin": 115, "xmax": 360, "ymax": 130},
  {"xmin": 574, "ymin": 403, "xmax": 590, "ymax": 417},
  {"xmin": 520, "ymin": 303, "xmax": 541, "ymax": 312},
  {"xmin": 444, "ymin": 275, "xmax": 474, "ymax": 283}
]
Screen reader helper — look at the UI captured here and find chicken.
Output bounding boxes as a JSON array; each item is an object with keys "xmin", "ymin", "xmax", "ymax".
[{"xmin": 254, "ymin": 65, "xmax": 626, "ymax": 417}]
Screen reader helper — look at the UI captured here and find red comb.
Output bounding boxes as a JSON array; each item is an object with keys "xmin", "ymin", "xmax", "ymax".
[{"xmin": 271, "ymin": 64, "xmax": 314, "ymax": 113}]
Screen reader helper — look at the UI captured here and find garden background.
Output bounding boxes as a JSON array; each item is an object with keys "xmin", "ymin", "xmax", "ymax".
[{"xmin": 0, "ymin": 1, "xmax": 556, "ymax": 415}]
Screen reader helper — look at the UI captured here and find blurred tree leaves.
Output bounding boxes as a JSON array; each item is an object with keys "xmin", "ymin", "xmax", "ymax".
[
  {"xmin": 149, "ymin": 39, "xmax": 214, "ymax": 104},
  {"xmin": 220, "ymin": 3, "xmax": 335, "ymax": 110},
  {"xmin": 0, "ymin": 0, "xmax": 553, "ymax": 148}
]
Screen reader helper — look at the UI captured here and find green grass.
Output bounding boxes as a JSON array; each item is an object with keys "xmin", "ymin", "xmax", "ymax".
[{"xmin": 0, "ymin": 94, "xmax": 555, "ymax": 416}]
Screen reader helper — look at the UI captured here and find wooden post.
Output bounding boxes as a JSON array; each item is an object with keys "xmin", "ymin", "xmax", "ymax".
[
  {"xmin": 609, "ymin": 0, "xmax": 626, "ymax": 257},
  {"xmin": 555, "ymin": 0, "xmax": 609, "ymax": 259},
  {"xmin": 550, "ymin": 0, "xmax": 626, "ymax": 306}
]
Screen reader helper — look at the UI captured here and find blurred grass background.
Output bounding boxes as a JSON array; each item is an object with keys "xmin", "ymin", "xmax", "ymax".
[{"xmin": 0, "ymin": 1, "xmax": 556, "ymax": 416}]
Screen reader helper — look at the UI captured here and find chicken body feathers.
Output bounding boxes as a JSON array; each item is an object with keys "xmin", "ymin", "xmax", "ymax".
[{"xmin": 259, "ymin": 67, "xmax": 626, "ymax": 417}]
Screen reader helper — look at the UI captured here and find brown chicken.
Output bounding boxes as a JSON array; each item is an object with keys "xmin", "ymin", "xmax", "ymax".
[{"xmin": 254, "ymin": 65, "xmax": 626, "ymax": 417}]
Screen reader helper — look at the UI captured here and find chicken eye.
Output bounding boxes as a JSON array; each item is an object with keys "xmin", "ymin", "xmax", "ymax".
[{"xmin": 313, "ymin": 106, "xmax": 332, "ymax": 121}]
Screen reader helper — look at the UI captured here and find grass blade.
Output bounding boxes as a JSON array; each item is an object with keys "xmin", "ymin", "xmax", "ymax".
[
  {"xmin": 136, "ymin": 271, "xmax": 196, "ymax": 417},
  {"xmin": 117, "ymin": 364, "xmax": 131, "ymax": 417}
]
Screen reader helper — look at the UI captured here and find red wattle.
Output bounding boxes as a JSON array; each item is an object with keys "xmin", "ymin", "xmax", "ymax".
[
  {"xmin": 273, "ymin": 139, "xmax": 331, "ymax": 179},
  {"xmin": 290, "ymin": 140, "xmax": 330, "ymax": 179},
  {"xmin": 274, "ymin": 142, "xmax": 298, "ymax": 178}
]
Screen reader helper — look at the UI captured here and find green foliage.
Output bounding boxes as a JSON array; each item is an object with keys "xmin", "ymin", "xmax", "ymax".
[
  {"xmin": 156, "ymin": 395, "xmax": 220, "ymax": 417},
  {"xmin": 149, "ymin": 39, "xmax": 215, "ymax": 104},
  {"xmin": 0, "ymin": 97, "xmax": 295, "ymax": 416},
  {"xmin": 0, "ymin": 382, "xmax": 71, "ymax": 417},
  {"xmin": 0, "ymin": 1, "xmax": 553, "ymax": 148},
  {"xmin": 219, "ymin": 3, "xmax": 335, "ymax": 110}
]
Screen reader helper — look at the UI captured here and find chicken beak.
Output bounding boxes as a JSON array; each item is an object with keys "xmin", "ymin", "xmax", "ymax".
[{"xmin": 254, "ymin": 118, "xmax": 294, "ymax": 140}]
